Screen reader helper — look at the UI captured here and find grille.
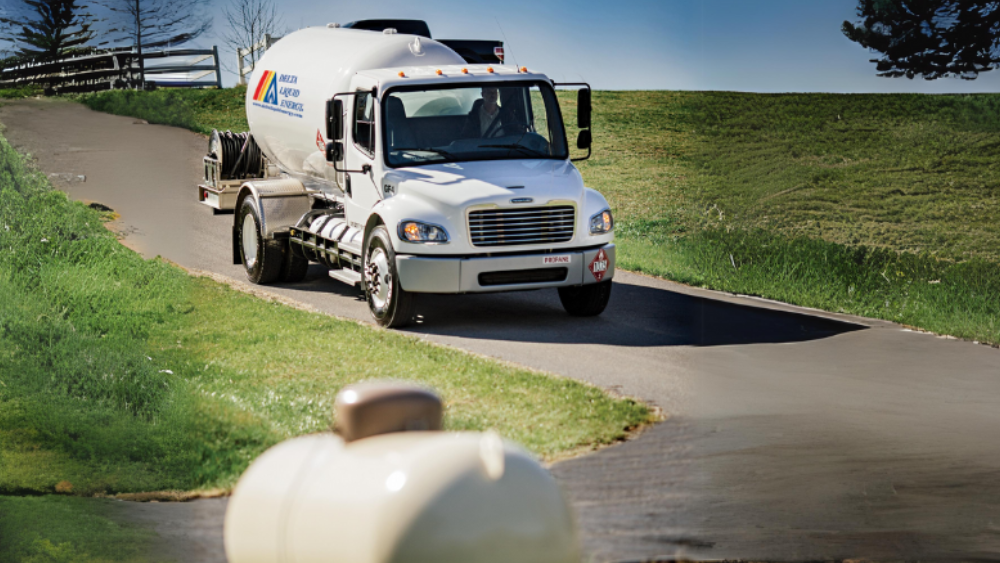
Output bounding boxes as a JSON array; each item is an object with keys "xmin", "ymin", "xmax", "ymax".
[
  {"xmin": 479, "ymin": 268, "xmax": 568, "ymax": 287},
  {"xmin": 468, "ymin": 206, "xmax": 575, "ymax": 247}
]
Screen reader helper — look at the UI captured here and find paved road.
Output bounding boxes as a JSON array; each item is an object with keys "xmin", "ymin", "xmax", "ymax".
[{"xmin": 3, "ymin": 98, "xmax": 1000, "ymax": 562}]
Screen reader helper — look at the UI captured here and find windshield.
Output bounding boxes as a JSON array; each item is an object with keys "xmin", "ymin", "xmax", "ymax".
[{"xmin": 383, "ymin": 81, "xmax": 568, "ymax": 167}]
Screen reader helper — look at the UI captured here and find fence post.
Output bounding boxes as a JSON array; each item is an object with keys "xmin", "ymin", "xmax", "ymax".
[
  {"xmin": 213, "ymin": 45, "xmax": 223, "ymax": 89},
  {"xmin": 238, "ymin": 48, "xmax": 245, "ymax": 85}
]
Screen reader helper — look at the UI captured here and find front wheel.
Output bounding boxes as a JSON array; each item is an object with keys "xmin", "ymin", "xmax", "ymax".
[
  {"xmin": 558, "ymin": 280, "xmax": 613, "ymax": 317},
  {"xmin": 364, "ymin": 226, "xmax": 415, "ymax": 328}
]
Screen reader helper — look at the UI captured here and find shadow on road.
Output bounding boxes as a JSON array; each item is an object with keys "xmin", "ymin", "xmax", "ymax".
[
  {"xmin": 404, "ymin": 279, "xmax": 865, "ymax": 347},
  {"xmin": 267, "ymin": 267, "xmax": 864, "ymax": 348}
]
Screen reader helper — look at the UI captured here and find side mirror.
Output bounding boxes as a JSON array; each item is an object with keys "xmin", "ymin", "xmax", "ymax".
[
  {"xmin": 326, "ymin": 141, "xmax": 343, "ymax": 162},
  {"xmin": 577, "ymin": 130, "xmax": 592, "ymax": 150},
  {"xmin": 577, "ymin": 88, "xmax": 591, "ymax": 129},
  {"xmin": 326, "ymin": 99, "xmax": 343, "ymax": 140}
]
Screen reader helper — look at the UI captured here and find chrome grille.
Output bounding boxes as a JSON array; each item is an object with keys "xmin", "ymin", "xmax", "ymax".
[{"xmin": 468, "ymin": 206, "xmax": 575, "ymax": 247}]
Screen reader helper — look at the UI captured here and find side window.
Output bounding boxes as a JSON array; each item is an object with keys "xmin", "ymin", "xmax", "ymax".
[{"xmin": 353, "ymin": 91, "xmax": 375, "ymax": 157}]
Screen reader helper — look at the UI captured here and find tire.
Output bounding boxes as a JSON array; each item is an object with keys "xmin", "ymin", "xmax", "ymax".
[
  {"xmin": 237, "ymin": 197, "xmax": 283, "ymax": 284},
  {"xmin": 280, "ymin": 245, "xmax": 309, "ymax": 283},
  {"xmin": 363, "ymin": 226, "xmax": 414, "ymax": 328},
  {"xmin": 558, "ymin": 280, "xmax": 613, "ymax": 317}
]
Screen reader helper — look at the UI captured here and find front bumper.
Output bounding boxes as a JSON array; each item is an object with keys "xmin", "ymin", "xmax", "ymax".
[{"xmin": 396, "ymin": 243, "xmax": 615, "ymax": 293}]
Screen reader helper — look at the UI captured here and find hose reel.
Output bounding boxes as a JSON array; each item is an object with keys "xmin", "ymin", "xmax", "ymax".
[{"xmin": 209, "ymin": 130, "xmax": 265, "ymax": 180}]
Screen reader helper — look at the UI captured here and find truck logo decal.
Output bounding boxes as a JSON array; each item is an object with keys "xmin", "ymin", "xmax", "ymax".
[
  {"xmin": 252, "ymin": 70, "xmax": 305, "ymax": 119},
  {"xmin": 589, "ymin": 248, "xmax": 609, "ymax": 282},
  {"xmin": 253, "ymin": 70, "xmax": 278, "ymax": 105},
  {"xmin": 510, "ymin": 197, "xmax": 533, "ymax": 204}
]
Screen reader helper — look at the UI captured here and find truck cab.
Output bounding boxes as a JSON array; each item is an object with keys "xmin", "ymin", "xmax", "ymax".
[{"xmin": 200, "ymin": 27, "xmax": 614, "ymax": 327}]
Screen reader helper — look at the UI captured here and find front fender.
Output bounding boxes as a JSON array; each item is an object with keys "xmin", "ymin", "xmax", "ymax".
[{"xmin": 371, "ymin": 193, "xmax": 461, "ymax": 252}]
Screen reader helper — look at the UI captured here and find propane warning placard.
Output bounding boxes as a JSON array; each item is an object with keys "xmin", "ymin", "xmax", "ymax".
[{"xmin": 589, "ymin": 249, "xmax": 609, "ymax": 282}]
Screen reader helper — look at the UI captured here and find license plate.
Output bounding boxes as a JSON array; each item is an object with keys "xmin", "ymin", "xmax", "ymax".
[{"xmin": 543, "ymin": 255, "xmax": 571, "ymax": 265}]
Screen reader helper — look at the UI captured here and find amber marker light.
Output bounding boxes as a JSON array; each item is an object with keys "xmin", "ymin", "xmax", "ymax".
[
  {"xmin": 487, "ymin": 67, "xmax": 494, "ymax": 73},
  {"xmin": 404, "ymin": 222, "xmax": 420, "ymax": 240},
  {"xmin": 436, "ymin": 69, "xmax": 443, "ymax": 75},
  {"xmin": 520, "ymin": 66, "xmax": 527, "ymax": 73},
  {"xmin": 398, "ymin": 71, "xmax": 405, "ymax": 77}
]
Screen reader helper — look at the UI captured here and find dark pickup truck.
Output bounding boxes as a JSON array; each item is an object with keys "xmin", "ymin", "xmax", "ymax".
[{"xmin": 341, "ymin": 19, "xmax": 504, "ymax": 65}]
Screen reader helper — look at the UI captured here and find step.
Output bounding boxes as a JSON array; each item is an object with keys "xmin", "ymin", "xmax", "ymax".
[{"xmin": 329, "ymin": 268, "xmax": 362, "ymax": 287}]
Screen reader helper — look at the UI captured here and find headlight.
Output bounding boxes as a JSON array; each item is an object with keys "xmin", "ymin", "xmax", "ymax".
[
  {"xmin": 590, "ymin": 209, "xmax": 614, "ymax": 234},
  {"xmin": 398, "ymin": 221, "xmax": 449, "ymax": 243}
]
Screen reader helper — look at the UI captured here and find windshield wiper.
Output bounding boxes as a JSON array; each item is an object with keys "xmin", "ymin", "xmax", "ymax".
[
  {"xmin": 391, "ymin": 147, "xmax": 455, "ymax": 158},
  {"xmin": 479, "ymin": 144, "xmax": 548, "ymax": 157}
]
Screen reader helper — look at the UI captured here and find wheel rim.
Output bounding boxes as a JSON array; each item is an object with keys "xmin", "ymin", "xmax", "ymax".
[
  {"xmin": 242, "ymin": 212, "xmax": 258, "ymax": 269},
  {"xmin": 366, "ymin": 247, "xmax": 392, "ymax": 312}
]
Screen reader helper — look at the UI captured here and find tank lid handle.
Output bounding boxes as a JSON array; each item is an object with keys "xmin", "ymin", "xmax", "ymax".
[{"xmin": 335, "ymin": 382, "xmax": 442, "ymax": 442}]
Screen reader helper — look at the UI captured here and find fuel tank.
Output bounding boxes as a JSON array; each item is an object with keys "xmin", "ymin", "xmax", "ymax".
[{"xmin": 245, "ymin": 27, "xmax": 465, "ymax": 187}]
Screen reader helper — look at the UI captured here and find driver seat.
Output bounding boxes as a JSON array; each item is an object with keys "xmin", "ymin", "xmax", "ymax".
[{"xmin": 386, "ymin": 96, "xmax": 416, "ymax": 149}]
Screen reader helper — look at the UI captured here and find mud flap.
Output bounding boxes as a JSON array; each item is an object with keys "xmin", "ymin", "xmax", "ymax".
[{"xmin": 233, "ymin": 225, "xmax": 242, "ymax": 265}]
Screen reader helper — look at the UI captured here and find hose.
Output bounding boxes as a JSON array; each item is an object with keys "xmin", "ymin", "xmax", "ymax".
[{"xmin": 209, "ymin": 130, "xmax": 265, "ymax": 180}]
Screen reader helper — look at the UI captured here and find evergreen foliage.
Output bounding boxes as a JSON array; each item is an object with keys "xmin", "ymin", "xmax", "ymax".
[
  {"xmin": 0, "ymin": 0, "xmax": 94, "ymax": 62},
  {"xmin": 843, "ymin": 0, "xmax": 1000, "ymax": 79}
]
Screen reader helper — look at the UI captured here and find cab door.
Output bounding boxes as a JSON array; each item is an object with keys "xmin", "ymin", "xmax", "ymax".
[{"xmin": 343, "ymin": 75, "xmax": 382, "ymax": 230}]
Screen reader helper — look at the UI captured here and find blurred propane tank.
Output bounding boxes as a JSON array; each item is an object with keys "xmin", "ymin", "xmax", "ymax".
[{"xmin": 224, "ymin": 381, "xmax": 579, "ymax": 563}]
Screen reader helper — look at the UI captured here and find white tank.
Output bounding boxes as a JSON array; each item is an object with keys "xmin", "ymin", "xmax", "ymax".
[
  {"xmin": 224, "ymin": 432, "xmax": 579, "ymax": 563},
  {"xmin": 224, "ymin": 382, "xmax": 579, "ymax": 563},
  {"xmin": 245, "ymin": 27, "xmax": 466, "ymax": 184}
]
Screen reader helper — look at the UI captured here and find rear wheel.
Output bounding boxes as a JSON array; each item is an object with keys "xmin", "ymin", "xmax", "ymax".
[
  {"xmin": 558, "ymin": 280, "xmax": 612, "ymax": 317},
  {"xmin": 238, "ymin": 197, "xmax": 283, "ymax": 284},
  {"xmin": 280, "ymin": 245, "xmax": 309, "ymax": 283},
  {"xmin": 364, "ymin": 226, "xmax": 414, "ymax": 328}
]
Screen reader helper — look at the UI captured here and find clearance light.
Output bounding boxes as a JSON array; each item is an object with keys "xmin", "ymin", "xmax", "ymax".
[
  {"xmin": 461, "ymin": 68, "xmax": 468, "ymax": 74},
  {"xmin": 399, "ymin": 221, "xmax": 449, "ymax": 243},
  {"xmin": 398, "ymin": 71, "xmax": 405, "ymax": 78},
  {"xmin": 520, "ymin": 66, "xmax": 527, "ymax": 73},
  {"xmin": 589, "ymin": 209, "xmax": 614, "ymax": 234},
  {"xmin": 436, "ymin": 69, "xmax": 443, "ymax": 75},
  {"xmin": 487, "ymin": 67, "xmax": 494, "ymax": 74}
]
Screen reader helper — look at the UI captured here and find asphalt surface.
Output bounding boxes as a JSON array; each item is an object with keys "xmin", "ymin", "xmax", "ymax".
[{"xmin": 3, "ymin": 97, "xmax": 1000, "ymax": 562}]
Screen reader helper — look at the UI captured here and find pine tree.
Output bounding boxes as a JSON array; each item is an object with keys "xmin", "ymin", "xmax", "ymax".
[
  {"xmin": 0, "ymin": 0, "xmax": 94, "ymax": 62},
  {"xmin": 843, "ymin": 0, "xmax": 1000, "ymax": 80}
]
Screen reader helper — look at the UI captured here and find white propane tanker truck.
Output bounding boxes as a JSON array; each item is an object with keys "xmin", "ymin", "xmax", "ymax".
[{"xmin": 198, "ymin": 24, "xmax": 615, "ymax": 327}]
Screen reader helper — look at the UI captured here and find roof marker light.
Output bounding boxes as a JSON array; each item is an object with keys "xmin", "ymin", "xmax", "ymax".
[
  {"xmin": 487, "ymin": 67, "xmax": 494, "ymax": 74},
  {"xmin": 461, "ymin": 68, "xmax": 468, "ymax": 74},
  {"xmin": 436, "ymin": 69, "xmax": 443, "ymax": 75},
  {"xmin": 398, "ymin": 71, "xmax": 405, "ymax": 78},
  {"xmin": 520, "ymin": 66, "xmax": 527, "ymax": 73}
]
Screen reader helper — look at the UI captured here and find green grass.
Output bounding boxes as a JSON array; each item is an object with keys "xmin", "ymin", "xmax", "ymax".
[
  {"xmin": 76, "ymin": 87, "xmax": 248, "ymax": 135},
  {"xmin": 0, "ymin": 496, "xmax": 155, "ymax": 563},
  {"xmin": 70, "ymin": 88, "xmax": 1000, "ymax": 344},
  {"xmin": 0, "ymin": 84, "xmax": 44, "ymax": 100},
  {"xmin": 0, "ymin": 129, "xmax": 652, "ymax": 497},
  {"xmin": 577, "ymin": 91, "xmax": 1000, "ymax": 344}
]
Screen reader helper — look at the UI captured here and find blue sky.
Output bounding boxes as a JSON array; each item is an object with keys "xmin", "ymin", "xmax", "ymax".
[
  {"xmin": 199, "ymin": 0, "xmax": 999, "ymax": 92},
  {"xmin": 7, "ymin": 0, "xmax": 1000, "ymax": 92}
]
